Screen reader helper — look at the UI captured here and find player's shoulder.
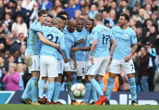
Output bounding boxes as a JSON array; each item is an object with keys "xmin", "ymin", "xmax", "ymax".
[
  {"xmin": 102, "ymin": 25, "xmax": 111, "ymax": 32},
  {"xmin": 54, "ymin": 27, "xmax": 63, "ymax": 35},
  {"xmin": 42, "ymin": 25, "xmax": 50, "ymax": 30},
  {"xmin": 36, "ymin": 21, "xmax": 42, "ymax": 27},
  {"xmin": 63, "ymin": 27, "xmax": 70, "ymax": 35},
  {"xmin": 127, "ymin": 27, "xmax": 136, "ymax": 34},
  {"xmin": 111, "ymin": 26, "xmax": 120, "ymax": 30},
  {"xmin": 92, "ymin": 25, "xmax": 99, "ymax": 32}
]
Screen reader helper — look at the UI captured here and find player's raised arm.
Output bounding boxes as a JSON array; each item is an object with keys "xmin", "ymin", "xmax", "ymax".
[
  {"xmin": 30, "ymin": 19, "xmax": 39, "ymax": 31},
  {"xmin": 37, "ymin": 32, "xmax": 60, "ymax": 49}
]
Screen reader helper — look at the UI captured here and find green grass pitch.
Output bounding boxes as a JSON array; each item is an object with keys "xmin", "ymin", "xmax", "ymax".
[{"xmin": 0, "ymin": 104, "xmax": 159, "ymax": 110}]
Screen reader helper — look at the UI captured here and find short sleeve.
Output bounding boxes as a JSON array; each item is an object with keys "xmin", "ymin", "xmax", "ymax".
[
  {"xmin": 110, "ymin": 30, "xmax": 115, "ymax": 40},
  {"xmin": 92, "ymin": 28, "xmax": 98, "ymax": 39},
  {"xmin": 131, "ymin": 30, "xmax": 137, "ymax": 44}
]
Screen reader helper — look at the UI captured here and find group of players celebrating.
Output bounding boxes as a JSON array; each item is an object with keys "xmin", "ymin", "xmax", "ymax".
[{"xmin": 20, "ymin": 9, "xmax": 138, "ymax": 106}]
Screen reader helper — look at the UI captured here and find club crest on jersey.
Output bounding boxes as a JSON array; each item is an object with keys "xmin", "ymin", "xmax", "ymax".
[{"xmin": 125, "ymin": 33, "xmax": 128, "ymax": 37}]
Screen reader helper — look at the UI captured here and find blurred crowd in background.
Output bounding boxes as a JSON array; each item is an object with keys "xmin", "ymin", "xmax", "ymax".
[{"xmin": 0, "ymin": 0, "xmax": 159, "ymax": 92}]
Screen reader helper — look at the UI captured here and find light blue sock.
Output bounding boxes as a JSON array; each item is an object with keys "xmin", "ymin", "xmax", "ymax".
[
  {"xmin": 105, "ymin": 77, "xmax": 115, "ymax": 100},
  {"xmin": 47, "ymin": 82, "xmax": 55, "ymax": 102},
  {"xmin": 45, "ymin": 89, "xmax": 48, "ymax": 98},
  {"xmin": 53, "ymin": 82, "xmax": 61, "ymax": 102},
  {"xmin": 129, "ymin": 77, "xmax": 136, "ymax": 101},
  {"xmin": 21, "ymin": 78, "xmax": 32, "ymax": 99},
  {"xmin": 72, "ymin": 74, "xmax": 77, "ymax": 84},
  {"xmin": 77, "ymin": 79, "xmax": 82, "ymax": 83},
  {"xmin": 84, "ymin": 83, "xmax": 91, "ymax": 103},
  {"xmin": 90, "ymin": 78, "xmax": 104, "ymax": 96},
  {"xmin": 91, "ymin": 87, "xmax": 98, "ymax": 102},
  {"xmin": 39, "ymin": 80, "xmax": 46, "ymax": 98},
  {"xmin": 67, "ymin": 82, "xmax": 75, "ymax": 101},
  {"xmin": 98, "ymin": 80, "xmax": 105, "ymax": 92},
  {"xmin": 31, "ymin": 77, "xmax": 39, "ymax": 103}
]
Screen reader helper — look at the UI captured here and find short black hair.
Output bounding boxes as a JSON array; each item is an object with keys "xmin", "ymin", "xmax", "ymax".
[
  {"xmin": 56, "ymin": 11, "xmax": 69, "ymax": 19},
  {"xmin": 120, "ymin": 13, "xmax": 129, "ymax": 21},
  {"xmin": 38, "ymin": 10, "xmax": 47, "ymax": 17},
  {"xmin": 122, "ymin": 0, "xmax": 128, "ymax": 3},
  {"xmin": 58, "ymin": 15, "xmax": 67, "ymax": 20},
  {"xmin": 104, "ymin": 19, "xmax": 110, "ymax": 25},
  {"xmin": 47, "ymin": 13, "xmax": 53, "ymax": 18}
]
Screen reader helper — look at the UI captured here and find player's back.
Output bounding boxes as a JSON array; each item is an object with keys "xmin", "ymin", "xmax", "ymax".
[
  {"xmin": 25, "ymin": 21, "xmax": 42, "ymax": 55},
  {"xmin": 92, "ymin": 25, "xmax": 113, "ymax": 58},
  {"xmin": 40, "ymin": 26, "xmax": 63, "ymax": 58},
  {"xmin": 111, "ymin": 26, "xmax": 137, "ymax": 60}
]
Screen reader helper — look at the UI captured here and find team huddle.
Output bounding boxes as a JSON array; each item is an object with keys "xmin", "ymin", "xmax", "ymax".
[{"xmin": 20, "ymin": 10, "xmax": 138, "ymax": 105}]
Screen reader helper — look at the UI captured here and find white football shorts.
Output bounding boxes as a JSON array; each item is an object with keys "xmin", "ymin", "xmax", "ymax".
[
  {"xmin": 25, "ymin": 54, "xmax": 40, "ymax": 74},
  {"xmin": 40, "ymin": 56, "xmax": 58, "ymax": 77},
  {"xmin": 88, "ymin": 56, "xmax": 109, "ymax": 76},
  {"xmin": 76, "ymin": 61, "xmax": 86, "ymax": 76},
  {"xmin": 109, "ymin": 59, "xmax": 135, "ymax": 74}
]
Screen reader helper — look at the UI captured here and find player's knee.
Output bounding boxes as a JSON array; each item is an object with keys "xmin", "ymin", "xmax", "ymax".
[
  {"xmin": 55, "ymin": 75, "xmax": 62, "ymax": 82},
  {"xmin": 42, "ymin": 77, "xmax": 48, "ymax": 81},
  {"xmin": 127, "ymin": 73, "xmax": 135, "ymax": 79},
  {"xmin": 96, "ymin": 75, "xmax": 103, "ymax": 81},
  {"xmin": 48, "ymin": 77, "xmax": 55, "ymax": 82},
  {"xmin": 88, "ymin": 75, "xmax": 95, "ymax": 81},
  {"xmin": 109, "ymin": 73, "xmax": 116, "ymax": 79}
]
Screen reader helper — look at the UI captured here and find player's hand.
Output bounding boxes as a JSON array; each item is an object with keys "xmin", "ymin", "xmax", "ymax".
[
  {"xmin": 71, "ymin": 47, "xmax": 80, "ymax": 52},
  {"xmin": 89, "ymin": 55, "xmax": 94, "ymax": 64},
  {"xmin": 64, "ymin": 58, "xmax": 70, "ymax": 63},
  {"xmin": 78, "ymin": 39, "xmax": 84, "ymax": 43},
  {"xmin": 125, "ymin": 54, "xmax": 132, "ymax": 62},
  {"xmin": 73, "ymin": 61, "xmax": 77, "ymax": 70}
]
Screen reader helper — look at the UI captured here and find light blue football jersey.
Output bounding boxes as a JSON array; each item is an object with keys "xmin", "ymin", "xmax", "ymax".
[
  {"xmin": 25, "ymin": 20, "xmax": 42, "ymax": 55},
  {"xmin": 63, "ymin": 27, "xmax": 75, "ymax": 59},
  {"xmin": 91, "ymin": 24, "xmax": 114, "ymax": 58},
  {"xmin": 85, "ymin": 32, "xmax": 93, "ymax": 61},
  {"xmin": 111, "ymin": 26, "xmax": 137, "ymax": 60},
  {"xmin": 39, "ymin": 26, "xmax": 66, "ymax": 59},
  {"xmin": 57, "ymin": 34, "xmax": 64, "ymax": 60},
  {"xmin": 73, "ymin": 28, "xmax": 88, "ymax": 61}
]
